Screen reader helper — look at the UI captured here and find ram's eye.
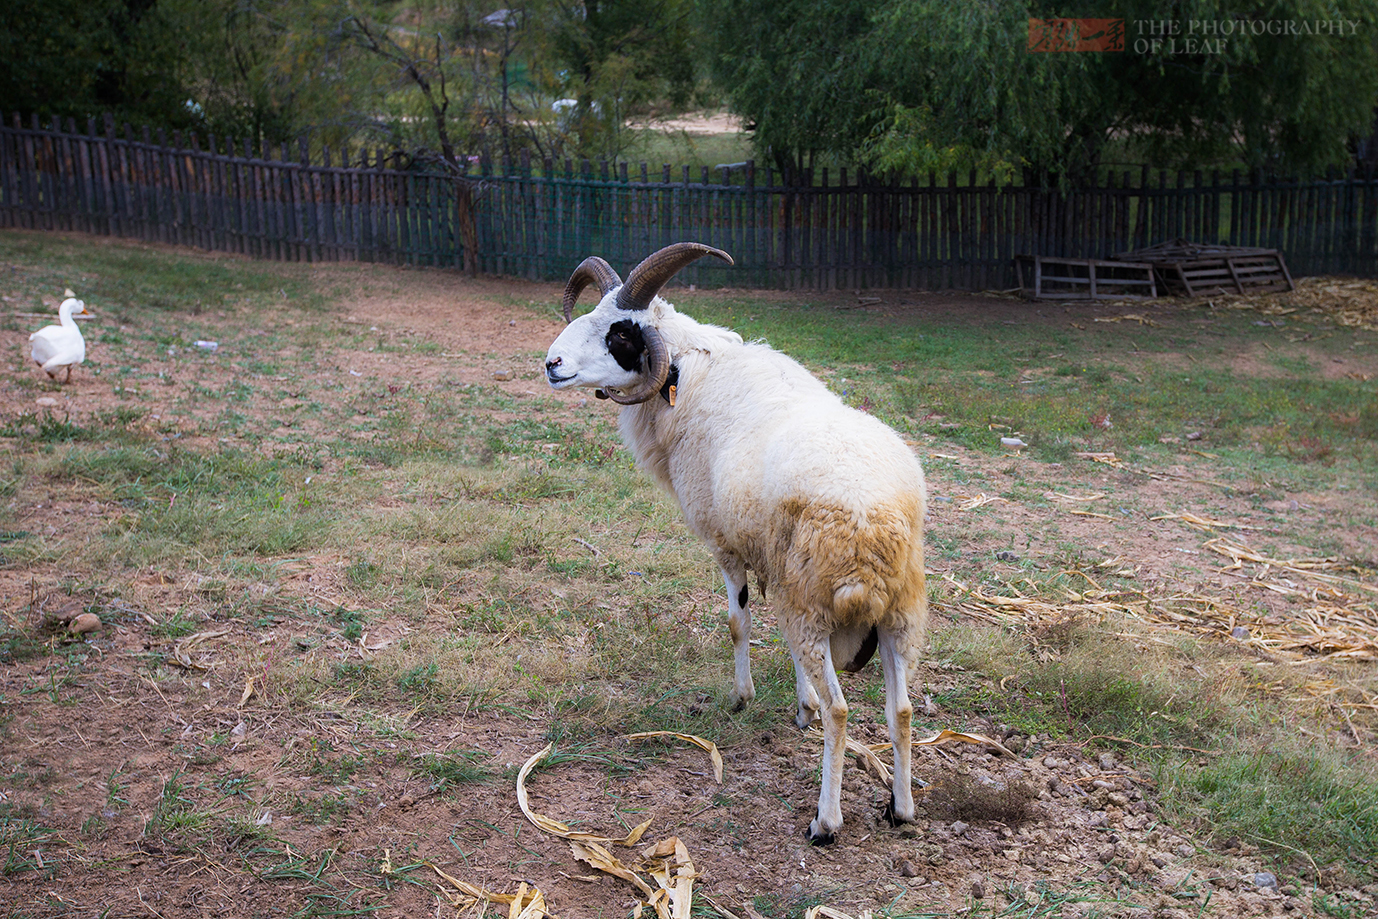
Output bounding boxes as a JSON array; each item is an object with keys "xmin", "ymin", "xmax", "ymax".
[{"xmin": 605, "ymin": 320, "xmax": 645, "ymax": 372}]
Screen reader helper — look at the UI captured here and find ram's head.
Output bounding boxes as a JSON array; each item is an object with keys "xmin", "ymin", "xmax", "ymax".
[{"xmin": 544, "ymin": 243, "xmax": 733, "ymax": 404}]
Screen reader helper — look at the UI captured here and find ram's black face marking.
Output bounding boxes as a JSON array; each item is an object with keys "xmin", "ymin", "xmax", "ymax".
[
  {"xmin": 737, "ymin": 585, "xmax": 749, "ymax": 608},
  {"xmin": 606, "ymin": 320, "xmax": 646, "ymax": 372}
]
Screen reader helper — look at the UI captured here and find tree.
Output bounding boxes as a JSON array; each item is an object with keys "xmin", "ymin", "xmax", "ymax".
[
  {"xmin": 699, "ymin": 0, "xmax": 1378, "ymax": 180},
  {"xmin": 549, "ymin": 0, "xmax": 700, "ymax": 158},
  {"xmin": 697, "ymin": 0, "xmax": 875, "ymax": 176},
  {"xmin": 0, "ymin": 0, "xmax": 198, "ymax": 129}
]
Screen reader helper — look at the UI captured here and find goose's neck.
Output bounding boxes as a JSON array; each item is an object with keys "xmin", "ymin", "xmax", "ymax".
[{"xmin": 58, "ymin": 302, "xmax": 78, "ymax": 327}]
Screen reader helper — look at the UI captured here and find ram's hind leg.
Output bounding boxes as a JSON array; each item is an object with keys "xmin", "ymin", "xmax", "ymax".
[
  {"xmin": 788, "ymin": 645, "xmax": 821, "ymax": 729},
  {"xmin": 720, "ymin": 560, "xmax": 755, "ymax": 710},
  {"xmin": 879, "ymin": 626, "xmax": 916, "ymax": 826},
  {"xmin": 793, "ymin": 634, "xmax": 847, "ymax": 845}
]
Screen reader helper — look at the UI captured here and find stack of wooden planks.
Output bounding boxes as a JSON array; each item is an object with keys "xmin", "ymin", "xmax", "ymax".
[{"xmin": 1113, "ymin": 239, "xmax": 1294, "ymax": 296}]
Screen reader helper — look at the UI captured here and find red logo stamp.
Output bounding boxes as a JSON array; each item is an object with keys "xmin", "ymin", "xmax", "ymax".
[{"xmin": 1028, "ymin": 18, "xmax": 1125, "ymax": 52}]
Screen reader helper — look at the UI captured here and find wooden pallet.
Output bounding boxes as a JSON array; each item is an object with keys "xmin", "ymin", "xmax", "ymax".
[
  {"xmin": 1113, "ymin": 240, "xmax": 1294, "ymax": 296},
  {"xmin": 1014, "ymin": 255, "xmax": 1158, "ymax": 300}
]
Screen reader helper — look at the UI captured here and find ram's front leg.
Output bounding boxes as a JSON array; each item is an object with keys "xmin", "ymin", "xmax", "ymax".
[{"xmin": 721, "ymin": 561, "xmax": 755, "ymax": 710}]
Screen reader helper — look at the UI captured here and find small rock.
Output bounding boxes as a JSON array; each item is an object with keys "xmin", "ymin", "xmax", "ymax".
[
  {"xmin": 36, "ymin": 396, "xmax": 60, "ymax": 407},
  {"xmin": 1231, "ymin": 625, "xmax": 1251, "ymax": 640},
  {"xmin": 970, "ymin": 878, "xmax": 985, "ymax": 899},
  {"xmin": 69, "ymin": 613, "xmax": 101, "ymax": 634},
  {"xmin": 1174, "ymin": 843, "xmax": 1195, "ymax": 858},
  {"xmin": 492, "ymin": 370, "xmax": 514, "ymax": 381},
  {"xmin": 398, "ymin": 794, "xmax": 416, "ymax": 808},
  {"xmin": 1000, "ymin": 436, "xmax": 1028, "ymax": 449},
  {"xmin": 1098, "ymin": 752, "xmax": 1118, "ymax": 771},
  {"xmin": 897, "ymin": 858, "xmax": 920, "ymax": 878},
  {"xmin": 995, "ymin": 550, "xmax": 1019, "ymax": 562},
  {"xmin": 1252, "ymin": 872, "xmax": 1279, "ymax": 890},
  {"xmin": 951, "ymin": 820, "xmax": 969, "ymax": 836},
  {"xmin": 1186, "ymin": 431, "xmax": 1202, "ymax": 441}
]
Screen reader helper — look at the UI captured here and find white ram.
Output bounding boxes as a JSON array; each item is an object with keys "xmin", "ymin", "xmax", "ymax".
[{"xmin": 543, "ymin": 242, "xmax": 927, "ymax": 843}]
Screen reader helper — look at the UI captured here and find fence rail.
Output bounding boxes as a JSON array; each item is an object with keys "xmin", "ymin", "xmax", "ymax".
[{"xmin": 3, "ymin": 113, "xmax": 1377, "ymax": 289}]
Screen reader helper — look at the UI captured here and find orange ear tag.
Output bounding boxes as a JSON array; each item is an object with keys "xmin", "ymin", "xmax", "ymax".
[{"xmin": 667, "ymin": 384, "xmax": 677, "ymax": 407}]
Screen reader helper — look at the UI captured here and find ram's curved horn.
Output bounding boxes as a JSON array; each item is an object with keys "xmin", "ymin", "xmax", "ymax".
[
  {"xmin": 562, "ymin": 256, "xmax": 622, "ymax": 322},
  {"xmin": 602, "ymin": 325, "xmax": 671, "ymax": 405},
  {"xmin": 616, "ymin": 243, "xmax": 733, "ymax": 312}
]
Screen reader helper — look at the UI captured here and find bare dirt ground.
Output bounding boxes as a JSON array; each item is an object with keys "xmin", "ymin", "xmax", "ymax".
[{"xmin": 1, "ymin": 245, "xmax": 1375, "ymax": 918}]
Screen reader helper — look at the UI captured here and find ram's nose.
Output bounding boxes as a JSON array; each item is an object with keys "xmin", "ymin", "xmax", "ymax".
[{"xmin": 544, "ymin": 356, "xmax": 570, "ymax": 385}]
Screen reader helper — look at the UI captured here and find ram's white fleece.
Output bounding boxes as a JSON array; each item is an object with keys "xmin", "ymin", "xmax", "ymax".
[
  {"xmin": 547, "ymin": 290, "xmax": 927, "ymax": 844},
  {"xmin": 621, "ymin": 301, "xmax": 925, "ymax": 636}
]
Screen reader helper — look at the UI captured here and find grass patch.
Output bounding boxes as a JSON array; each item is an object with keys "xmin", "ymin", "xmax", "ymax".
[
  {"xmin": 411, "ymin": 750, "xmax": 492, "ymax": 790},
  {"xmin": 3, "ymin": 230, "xmax": 1377, "ymax": 905},
  {"xmin": 1163, "ymin": 745, "xmax": 1378, "ymax": 880}
]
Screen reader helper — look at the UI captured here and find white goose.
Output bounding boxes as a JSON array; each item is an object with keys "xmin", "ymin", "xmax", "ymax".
[{"xmin": 30, "ymin": 290, "xmax": 91, "ymax": 383}]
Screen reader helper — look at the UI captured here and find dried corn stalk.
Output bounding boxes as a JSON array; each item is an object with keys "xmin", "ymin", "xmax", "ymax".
[
  {"xmin": 805, "ymin": 908, "xmax": 874, "ymax": 919},
  {"xmin": 429, "ymin": 863, "xmax": 552, "ymax": 918},
  {"xmin": 1204, "ymin": 538, "xmax": 1378, "ymax": 596},
  {"xmin": 626, "ymin": 731, "xmax": 724, "ymax": 783},
  {"xmin": 571, "ymin": 837, "xmax": 697, "ymax": 919},
  {"xmin": 1152, "ymin": 512, "xmax": 1260, "ymax": 531},
  {"xmin": 941, "ymin": 572, "xmax": 1378, "ymax": 664},
  {"xmin": 957, "ymin": 493, "xmax": 1006, "ymax": 511},
  {"xmin": 517, "ymin": 743, "xmax": 653, "ymax": 845},
  {"xmin": 171, "ymin": 626, "xmax": 232, "ymax": 669}
]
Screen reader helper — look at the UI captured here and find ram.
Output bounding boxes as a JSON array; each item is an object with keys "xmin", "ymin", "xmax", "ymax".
[{"xmin": 544, "ymin": 243, "xmax": 927, "ymax": 843}]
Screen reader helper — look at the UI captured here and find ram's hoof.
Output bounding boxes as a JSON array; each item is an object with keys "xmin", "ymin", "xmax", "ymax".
[
  {"xmin": 726, "ymin": 689, "xmax": 754, "ymax": 712},
  {"xmin": 882, "ymin": 792, "xmax": 916, "ymax": 827},
  {"xmin": 805, "ymin": 821, "xmax": 836, "ymax": 846},
  {"xmin": 882, "ymin": 794, "xmax": 901, "ymax": 827}
]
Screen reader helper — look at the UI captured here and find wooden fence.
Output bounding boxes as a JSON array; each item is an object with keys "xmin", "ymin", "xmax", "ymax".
[{"xmin": 3, "ymin": 113, "xmax": 1377, "ymax": 290}]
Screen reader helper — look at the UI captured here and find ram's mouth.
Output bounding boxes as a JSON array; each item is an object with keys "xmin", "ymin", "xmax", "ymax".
[{"xmin": 546, "ymin": 370, "xmax": 576, "ymax": 387}]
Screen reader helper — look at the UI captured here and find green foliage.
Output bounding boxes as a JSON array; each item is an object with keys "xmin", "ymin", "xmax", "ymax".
[
  {"xmin": 0, "ymin": 811, "xmax": 55, "ymax": 877},
  {"xmin": 1165, "ymin": 747, "xmax": 1378, "ymax": 879},
  {"xmin": 700, "ymin": 0, "xmax": 1378, "ymax": 177},
  {"xmin": 0, "ymin": 0, "xmax": 189, "ymax": 129},
  {"xmin": 411, "ymin": 750, "xmax": 491, "ymax": 789},
  {"xmin": 550, "ymin": 0, "xmax": 701, "ymax": 157},
  {"xmin": 250, "ymin": 0, "xmax": 701, "ymax": 165},
  {"xmin": 861, "ymin": 0, "xmax": 1099, "ymax": 180},
  {"xmin": 697, "ymin": 0, "xmax": 876, "ymax": 174}
]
